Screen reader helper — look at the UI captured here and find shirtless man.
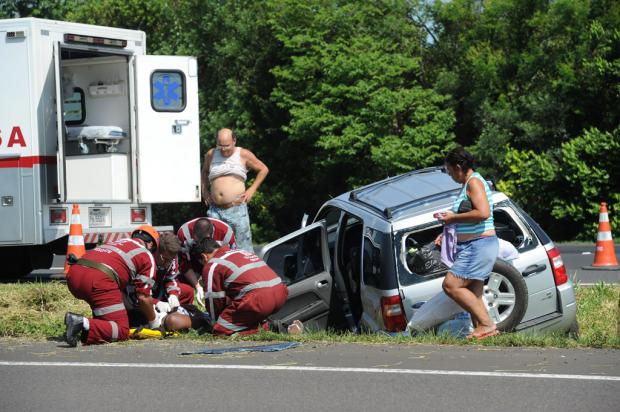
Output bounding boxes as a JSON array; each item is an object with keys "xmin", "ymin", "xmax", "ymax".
[{"xmin": 201, "ymin": 128, "xmax": 268, "ymax": 252}]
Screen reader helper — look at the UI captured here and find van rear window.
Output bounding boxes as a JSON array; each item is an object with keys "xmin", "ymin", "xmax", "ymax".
[{"xmin": 151, "ymin": 71, "xmax": 185, "ymax": 112}]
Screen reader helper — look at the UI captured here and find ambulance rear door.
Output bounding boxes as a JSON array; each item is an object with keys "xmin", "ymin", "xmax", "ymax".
[{"xmin": 134, "ymin": 56, "xmax": 200, "ymax": 203}]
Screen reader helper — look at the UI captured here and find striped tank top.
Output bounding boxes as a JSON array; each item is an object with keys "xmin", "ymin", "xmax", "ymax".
[{"xmin": 451, "ymin": 172, "xmax": 494, "ymax": 235}]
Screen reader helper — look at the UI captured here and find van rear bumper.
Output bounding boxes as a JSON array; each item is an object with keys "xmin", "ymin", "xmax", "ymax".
[{"xmin": 517, "ymin": 280, "xmax": 577, "ymax": 333}]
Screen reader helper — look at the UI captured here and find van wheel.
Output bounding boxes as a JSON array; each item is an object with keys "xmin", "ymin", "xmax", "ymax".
[{"xmin": 483, "ymin": 259, "xmax": 528, "ymax": 332}]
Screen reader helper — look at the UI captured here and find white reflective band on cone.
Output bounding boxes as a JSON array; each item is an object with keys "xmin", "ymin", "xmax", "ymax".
[
  {"xmin": 597, "ymin": 232, "xmax": 613, "ymax": 241},
  {"xmin": 68, "ymin": 235, "xmax": 85, "ymax": 245},
  {"xmin": 598, "ymin": 213, "xmax": 609, "ymax": 222}
]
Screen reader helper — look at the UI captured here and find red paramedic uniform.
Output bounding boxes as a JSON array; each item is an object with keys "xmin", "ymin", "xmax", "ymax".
[
  {"xmin": 177, "ymin": 217, "xmax": 237, "ymax": 303},
  {"xmin": 177, "ymin": 217, "xmax": 237, "ymax": 271},
  {"xmin": 202, "ymin": 246, "xmax": 288, "ymax": 335},
  {"xmin": 152, "ymin": 257, "xmax": 183, "ymax": 304},
  {"xmin": 66, "ymin": 238, "xmax": 156, "ymax": 345}
]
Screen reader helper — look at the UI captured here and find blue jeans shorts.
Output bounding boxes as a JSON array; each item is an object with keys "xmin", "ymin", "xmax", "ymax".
[
  {"xmin": 207, "ymin": 203, "xmax": 254, "ymax": 252},
  {"xmin": 450, "ymin": 236, "xmax": 499, "ymax": 281}
]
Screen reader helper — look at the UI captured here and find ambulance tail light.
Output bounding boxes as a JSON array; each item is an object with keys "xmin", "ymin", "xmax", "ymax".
[
  {"xmin": 380, "ymin": 295, "xmax": 407, "ymax": 332},
  {"xmin": 50, "ymin": 208, "xmax": 68, "ymax": 225},
  {"xmin": 131, "ymin": 208, "xmax": 147, "ymax": 223},
  {"xmin": 545, "ymin": 245, "xmax": 568, "ymax": 286}
]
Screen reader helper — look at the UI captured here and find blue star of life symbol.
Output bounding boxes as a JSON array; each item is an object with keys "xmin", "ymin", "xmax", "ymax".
[{"xmin": 153, "ymin": 74, "xmax": 181, "ymax": 107}]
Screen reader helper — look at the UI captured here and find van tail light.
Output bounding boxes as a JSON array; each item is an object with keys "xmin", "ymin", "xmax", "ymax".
[
  {"xmin": 545, "ymin": 245, "xmax": 568, "ymax": 286},
  {"xmin": 50, "ymin": 208, "xmax": 68, "ymax": 224},
  {"xmin": 131, "ymin": 208, "xmax": 146, "ymax": 223},
  {"xmin": 380, "ymin": 295, "xmax": 407, "ymax": 332}
]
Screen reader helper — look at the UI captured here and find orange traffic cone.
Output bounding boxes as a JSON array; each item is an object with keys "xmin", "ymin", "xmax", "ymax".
[
  {"xmin": 64, "ymin": 204, "xmax": 86, "ymax": 273},
  {"xmin": 591, "ymin": 202, "xmax": 619, "ymax": 268}
]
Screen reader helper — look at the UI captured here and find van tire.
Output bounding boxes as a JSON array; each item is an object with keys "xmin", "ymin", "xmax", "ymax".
[{"xmin": 484, "ymin": 259, "xmax": 528, "ymax": 332}]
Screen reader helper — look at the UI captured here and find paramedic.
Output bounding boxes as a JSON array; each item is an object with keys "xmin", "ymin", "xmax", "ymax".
[
  {"xmin": 63, "ymin": 225, "xmax": 172, "ymax": 346},
  {"xmin": 201, "ymin": 128, "xmax": 268, "ymax": 252},
  {"xmin": 189, "ymin": 237, "xmax": 288, "ymax": 335},
  {"xmin": 436, "ymin": 147, "xmax": 499, "ymax": 340},
  {"xmin": 127, "ymin": 232, "xmax": 183, "ymax": 326},
  {"xmin": 175, "ymin": 217, "xmax": 237, "ymax": 305}
]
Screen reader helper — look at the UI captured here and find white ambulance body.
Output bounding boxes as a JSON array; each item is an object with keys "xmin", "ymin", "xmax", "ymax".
[{"xmin": 0, "ymin": 18, "xmax": 201, "ymax": 276}]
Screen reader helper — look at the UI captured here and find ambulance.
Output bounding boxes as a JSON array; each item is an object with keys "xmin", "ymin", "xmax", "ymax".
[{"xmin": 0, "ymin": 18, "xmax": 201, "ymax": 277}]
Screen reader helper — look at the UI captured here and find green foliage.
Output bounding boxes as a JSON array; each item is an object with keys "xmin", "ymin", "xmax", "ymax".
[
  {"xmin": 0, "ymin": 0, "xmax": 77, "ymax": 19},
  {"xmin": 270, "ymin": 0, "xmax": 455, "ymax": 192},
  {"xmin": 4, "ymin": 0, "xmax": 618, "ymax": 241},
  {"xmin": 498, "ymin": 127, "xmax": 620, "ymax": 240}
]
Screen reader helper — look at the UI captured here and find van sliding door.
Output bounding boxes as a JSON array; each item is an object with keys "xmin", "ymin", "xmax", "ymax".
[{"xmin": 134, "ymin": 56, "xmax": 201, "ymax": 203}]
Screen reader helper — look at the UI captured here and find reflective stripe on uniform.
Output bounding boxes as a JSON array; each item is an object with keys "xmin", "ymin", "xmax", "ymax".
[
  {"xmin": 93, "ymin": 303, "xmax": 125, "ymax": 317},
  {"xmin": 205, "ymin": 290, "xmax": 226, "ymax": 298},
  {"xmin": 207, "ymin": 263, "xmax": 218, "ymax": 318},
  {"xmin": 235, "ymin": 277, "xmax": 282, "ymax": 300},
  {"xmin": 135, "ymin": 274, "xmax": 155, "ymax": 288},
  {"xmin": 109, "ymin": 321, "xmax": 119, "ymax": 341},
  {"xmin": 225, "ymin": 261, "xmax": 268, "ymax": 287},
  {"xmin": 180, "ymin": 220, "xmax": 196, "ymax": 244},
  {"xmin": 222, "ymin": 228, "xmax": 233, "ymax": 246},
  {"xmin": 216, "ymin": 317, "xmax": 247, "ymax": 332},
  {"xmin": 99, "ymin": 244, "xmax": 137, "ymax": 274}
]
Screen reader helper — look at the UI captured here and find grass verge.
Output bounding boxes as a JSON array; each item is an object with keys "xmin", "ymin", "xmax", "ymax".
[{"xmin": 0, "ymin": 281, "xmax": 618, "ymax": 348}]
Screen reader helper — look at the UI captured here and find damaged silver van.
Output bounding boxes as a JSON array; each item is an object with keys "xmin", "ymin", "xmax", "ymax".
[{"xmin": 261, "ymin": 167, "xmax": 577, "ymax": 335}]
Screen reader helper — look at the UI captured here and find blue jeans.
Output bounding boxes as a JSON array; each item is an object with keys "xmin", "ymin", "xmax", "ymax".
[{"xmin": 207, "ymin": 203, "xmax": 254, "ymax": 252}]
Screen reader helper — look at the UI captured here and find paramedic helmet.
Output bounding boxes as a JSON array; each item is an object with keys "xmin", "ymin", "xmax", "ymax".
[{"xmin": 131, "ymin": 225, "xmax": 160, "ymax": 253}]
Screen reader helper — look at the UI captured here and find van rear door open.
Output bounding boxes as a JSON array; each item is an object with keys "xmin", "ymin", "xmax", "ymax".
[{"xmin": 134, "ymin": 55, "xmax": 200, "ymax": 203}]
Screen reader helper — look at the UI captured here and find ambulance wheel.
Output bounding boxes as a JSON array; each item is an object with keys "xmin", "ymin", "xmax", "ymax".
[
  {"xmin": 483, "ymin": 259, "xmax": 528, "ymax": 332},
  {"xmin": 1, "ymin": 247, "xmax": 33, "ymax": 278},
  {"xmin": 0, "ymin": 246, "xmax": 53, "ymax": 278}
]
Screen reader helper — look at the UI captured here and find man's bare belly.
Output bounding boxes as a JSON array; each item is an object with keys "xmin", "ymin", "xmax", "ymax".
[{"xmin": 210, "ymin": 175, "xmax": 246, "ymax": 206}]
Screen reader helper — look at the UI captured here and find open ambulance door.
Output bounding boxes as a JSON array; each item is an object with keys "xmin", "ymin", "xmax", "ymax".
[
  {"xmin": 53, "ymin": 41, "xmax": 67, "ymax": 201},
  {"xmin": 260, "ymin": 221, "xmax": 333, "ymax": 332},
  {"xmin": 134, "ymin": 56, "xmax": 201, "ymax": 203}
]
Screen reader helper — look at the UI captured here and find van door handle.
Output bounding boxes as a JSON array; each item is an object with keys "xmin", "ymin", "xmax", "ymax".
[
  {"xmin": 315, "ymin": 280, "xmax": 329, "ymax": 289},
  {"xmin": 522, "ymin": 264, "xmax": 547, "ymax": 277}
]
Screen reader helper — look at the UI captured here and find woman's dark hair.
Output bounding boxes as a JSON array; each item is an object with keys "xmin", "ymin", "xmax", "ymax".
[
  {"xmin": 189, "ymin": 237, "xmax": 219, "ymax": 273},
  {"xmin": 444, "ymin": 147, "xmax": 475, "ymax": 172}
]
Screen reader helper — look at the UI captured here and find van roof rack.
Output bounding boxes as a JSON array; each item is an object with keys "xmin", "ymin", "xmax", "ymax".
[{"xmin": 348, "ymin": 166, "xmax": 459, "ymax": 219}]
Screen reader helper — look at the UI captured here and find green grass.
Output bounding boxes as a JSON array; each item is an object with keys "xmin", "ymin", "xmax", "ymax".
[{"xmin": 0, "ymin": 281, "xmax": 618, "ymax": 348}]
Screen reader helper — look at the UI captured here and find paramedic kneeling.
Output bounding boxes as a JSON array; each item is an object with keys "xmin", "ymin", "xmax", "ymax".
[
  {"xmin": 176, "ymin": 217, "xmax": 237, "ymax": 305},
  {"xmin": 63, "ymin": 225, "xmax": 166, "ymax": 346},
  {"xmin": 189, "ymin": 238, "xmax": 288, "ymax": 335},
  {"xmin": 436, "ymin": 147, "xmax": 499, "ymax": 340},
  {"xmin": 201, "ymin": 128, "xmax": 268, "ymax": 252}
]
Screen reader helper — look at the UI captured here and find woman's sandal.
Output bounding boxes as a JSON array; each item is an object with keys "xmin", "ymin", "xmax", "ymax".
[{"xmin": 467, "ymin": 329, "xmax": 500, "ymax": 340}]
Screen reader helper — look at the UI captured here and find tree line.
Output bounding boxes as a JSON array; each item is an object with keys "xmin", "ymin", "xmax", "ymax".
[{"xmin": 3, "ymin": 0, "xmax": 618, "ymax": 242}]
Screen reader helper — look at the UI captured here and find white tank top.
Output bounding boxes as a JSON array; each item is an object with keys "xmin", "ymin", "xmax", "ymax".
[{"xmin": 209, "ymin": 147, "xmax": 247, "ymax": 181}]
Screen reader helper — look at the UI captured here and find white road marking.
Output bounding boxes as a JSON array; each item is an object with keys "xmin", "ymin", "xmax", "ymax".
[{"xmin": 0, "ymin": 361, "xmax": 619, "ymax": 381}]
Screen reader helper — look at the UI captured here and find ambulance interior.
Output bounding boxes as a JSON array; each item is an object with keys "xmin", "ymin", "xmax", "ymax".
[{"xmin": 59, "ymin": 48, "xmax": 131, "ymax": 202}]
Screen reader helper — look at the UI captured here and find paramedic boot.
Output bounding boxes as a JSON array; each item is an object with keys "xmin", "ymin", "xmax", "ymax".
[{"xmin": 64, "ymin": 312, "xmax": 84, "ymax": 347}]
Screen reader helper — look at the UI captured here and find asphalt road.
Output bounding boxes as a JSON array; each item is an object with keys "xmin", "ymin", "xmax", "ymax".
[
  {"xmin": 18, "ymin": 243, "xmax": 620, "ymax": 285},
  {"xmin": 0, "ymin": 339, "xmax": 618, "ymax": 412},
  {"xmin": 557, "ymin": 244, "xmax": 620, "ymax": 285}
]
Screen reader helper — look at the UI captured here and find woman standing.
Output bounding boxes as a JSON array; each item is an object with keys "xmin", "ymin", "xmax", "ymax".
[{"xmin": 437, "ymin": 147, "xmax": 499, "ymax": 339}]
